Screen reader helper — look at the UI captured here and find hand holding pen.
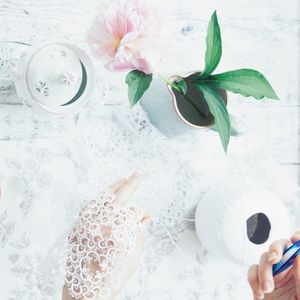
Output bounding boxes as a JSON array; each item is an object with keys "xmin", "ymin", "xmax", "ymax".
[{"xmin": 248, "ymin": 231, "xmax": 300, "ymax": 300}]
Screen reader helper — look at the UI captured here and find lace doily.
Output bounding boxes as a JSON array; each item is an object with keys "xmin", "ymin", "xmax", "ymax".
[
  {"xmin": 1, "ymin": 104, "xmax": 300, "ymax": 300},
  {"xmin": 65, "ymin": 190, "xmax": 143, "ymax": 299}
]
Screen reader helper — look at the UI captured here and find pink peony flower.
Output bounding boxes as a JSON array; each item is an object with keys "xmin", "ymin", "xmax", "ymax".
[{"xmin": 87, "ymin": 0, "xmax": 160, "ymax": 74}]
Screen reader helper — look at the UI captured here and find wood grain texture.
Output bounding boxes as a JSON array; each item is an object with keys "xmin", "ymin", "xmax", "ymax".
[{"xmin": 0, "ymin": 0, "xmax": 299, "ymax": 183}]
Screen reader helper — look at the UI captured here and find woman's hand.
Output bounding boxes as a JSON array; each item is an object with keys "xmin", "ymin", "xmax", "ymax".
[
  {"xmin": 62, "ymin": 172, "xmax": 150, "ymax": 300},
  {"xmin": 248, "ymin": 231, "xmax": 300, "ymax": 300}
]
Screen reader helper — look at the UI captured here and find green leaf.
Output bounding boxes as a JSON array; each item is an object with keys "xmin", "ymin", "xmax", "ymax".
[
  {"xmin": 201, "ymin": 11, "xmax": 222, "ymax": 78},
  {"xmin": 206, "ymin": 69, "xmax": 279, "ymax": 100},
  {"xmin": 125, "ymin": 70, "xmax": 153, "ymax": 107},
  {"xmin": 174, "ymin": 79, "xmax": 187, "ymax": 95},
  {"xmin": 196, "ymin": 83, "xmax": 230, "ymax": 152}
]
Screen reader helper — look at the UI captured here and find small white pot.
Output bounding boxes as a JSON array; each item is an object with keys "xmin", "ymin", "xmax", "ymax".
[{"xmin": 140, "ymin": 72, "xmax": 227, "ymax": 138}]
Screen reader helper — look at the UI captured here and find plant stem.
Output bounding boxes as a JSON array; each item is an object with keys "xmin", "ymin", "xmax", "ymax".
[
  {"xmin": 158, "ymin": 74, "xmax": 207, "ymax": 119},
  {"xmin": 158, "ymin": 74, "xmax": 181, "ymax": 92}
]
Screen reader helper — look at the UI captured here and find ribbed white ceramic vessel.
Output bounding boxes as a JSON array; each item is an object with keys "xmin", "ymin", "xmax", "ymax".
[{"xmin": 195, "ymin": 182, "xmax": 291, "ymax": 265}]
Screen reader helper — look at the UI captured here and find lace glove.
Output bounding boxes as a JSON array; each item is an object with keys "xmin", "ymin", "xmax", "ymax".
[{"xmin": 62, "ymin": 172, "xmax": 149, "ymax": 300}]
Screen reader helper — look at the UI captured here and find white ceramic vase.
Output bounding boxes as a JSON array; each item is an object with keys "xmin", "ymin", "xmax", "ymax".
[
  {"xmin": 140, "ymin": 77, "xmax": 196, "ymax": 137},
  {"xmin": 140, "ymin": 73, "xmax": 247, "ymax": 138},
  {"xmin": 140, "ymin": 72, "xmax": 225, "ymax": 138}
]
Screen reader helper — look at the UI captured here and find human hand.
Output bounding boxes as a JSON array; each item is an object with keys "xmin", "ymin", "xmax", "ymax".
[
  {"xmin": 248, "ymin": 231, "xmax": 300, "ymax": 300},
  {"xmin": 62, "ymin": 172, "xmax": 150, "ymax": 300}
]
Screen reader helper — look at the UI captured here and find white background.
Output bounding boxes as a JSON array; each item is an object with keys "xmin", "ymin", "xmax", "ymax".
[{"xmin": 0, "ymin": 0, "xmax": 299, "ymax": 299}]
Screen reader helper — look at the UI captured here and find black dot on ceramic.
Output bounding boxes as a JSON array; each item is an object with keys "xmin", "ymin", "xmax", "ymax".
[{"xmin": 246, "ymin": 213, "xmax": 271, "ymax": 245}]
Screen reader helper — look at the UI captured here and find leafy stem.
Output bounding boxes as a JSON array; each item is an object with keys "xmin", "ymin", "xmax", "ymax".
[
  {"xmin": 125, "ymin": 10, "xmax": 279, "ymax": 153},
  {"xmin": 158, "ymin": 74, "xmax": 181, "ymax": 92},
  {"xmin": 158, "ymin": 74, "xmax": 207, "ymax": 119}
]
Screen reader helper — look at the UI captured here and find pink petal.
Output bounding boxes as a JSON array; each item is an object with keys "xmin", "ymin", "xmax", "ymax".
[{"xmin": 105, "ymin": 59, "xmax": 135, "ymax": 72}]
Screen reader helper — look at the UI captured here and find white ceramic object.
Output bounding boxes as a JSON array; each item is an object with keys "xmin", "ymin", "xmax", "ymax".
[
  {"xmin": 195, "ymin": 183, "xmax": 291, "ymax": 265},
  {"xmin": 140, "ymin": 74, "xmax": 245, "ymax": 138},
  {"xmin": 15, "ymin": 42, "xmax": 95, "ymax": 115},
  {"xmin": 140, "ymin": 77, "xmax": 198, "ymax": 137}
]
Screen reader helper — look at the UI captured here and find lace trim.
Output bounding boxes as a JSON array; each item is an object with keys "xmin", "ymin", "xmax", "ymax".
[{"xmin": 65, "ymin": 191, "xmax": 143, "ymax": 299}]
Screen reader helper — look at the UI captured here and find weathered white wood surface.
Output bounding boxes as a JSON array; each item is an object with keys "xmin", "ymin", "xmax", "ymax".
[
  {"xmin": 0, "ymin": 0, "xmax": 299, "ymax": 181},
  {"xmin": 0, "ymin": 1, "xmax": 299, "ymax": 300}
]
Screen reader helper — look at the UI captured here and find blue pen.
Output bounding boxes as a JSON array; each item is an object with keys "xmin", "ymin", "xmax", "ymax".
[{"xmin": 273, "ymin": 240, "xmax": 300, "ymax": 276}]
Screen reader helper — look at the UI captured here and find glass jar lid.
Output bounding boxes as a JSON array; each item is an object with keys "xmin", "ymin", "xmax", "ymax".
[{"xmin": 16, "ymin": 42, "xmax": 94, "ymax": 115}]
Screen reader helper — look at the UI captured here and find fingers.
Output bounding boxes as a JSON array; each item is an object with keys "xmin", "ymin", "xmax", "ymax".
[
  {"xmin": 108, "ymin": 177, "xmax": 126, "ymax": 193},
  {"xmin": 248, "ymin": 264, "xmax": 264, "ymax": 299},
  {"xmin": 258, "ymin": 252, "xmax": 274, "ymax": 294},
  {"xmin": 248, "ymin": 238, "xmax": 293, "ymax": 299},
  {"xmin": 248, "ymin": 239, "xmax": 291, "ymax": 300},
  {"xmin": 293, "ymin": 254, "xmax": 300, "ymax": 298},
  {"xmin": 291, "ymin": 229, "xmax": 300, "ymax": 299},
  {"xmin": 114, "ymin": 172, "xmax": 143, "ymax": 205},
  {"xmin": 62, "ymin": 284, "xmax": 74, "ymax": 300},
  {"xmin": 115, "ymin": 225, "xmax": 148, "ymax": 296},
  {"xmin": 268, "ymin": 239, "xmax": 291, "ymax": 264},
  {"xmin": 291, "ymin": 230, "xmax": 300, "ymax": 244}
]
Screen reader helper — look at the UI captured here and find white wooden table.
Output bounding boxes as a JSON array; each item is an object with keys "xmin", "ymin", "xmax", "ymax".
[
  {"xmin": 0, "ymin": 1, "xmax": 299, "ymax": 299},
  {"xmin": 1, "ymin": 0, "xmax": 298, "ymax": 180}
]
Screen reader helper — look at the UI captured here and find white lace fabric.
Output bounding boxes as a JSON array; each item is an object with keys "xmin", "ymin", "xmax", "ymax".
[
  {"xmin": 65, "ymin": 190, "xmax": 143, "ymax": 300},
  {"xmin": 1, "ymin": 108, "xmax": 300, "ymax": 300}
]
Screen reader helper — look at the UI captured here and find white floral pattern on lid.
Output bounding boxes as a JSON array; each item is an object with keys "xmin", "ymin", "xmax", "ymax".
[
  {"xmin": 27, "ymin": 44, "xmax": 82, "ymax": 107},
  {"xmin": 60, "ymin": 71, "xmax": 78, "ymax": 86},
  {"xmin": 14, "ymin": 42, "xmax": 95, "ymax": 115}
]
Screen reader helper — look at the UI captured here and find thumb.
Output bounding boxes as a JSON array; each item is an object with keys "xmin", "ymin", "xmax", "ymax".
[{"xmin": 293, "ymin": 254, "xmax": 300, "ymax": 297}]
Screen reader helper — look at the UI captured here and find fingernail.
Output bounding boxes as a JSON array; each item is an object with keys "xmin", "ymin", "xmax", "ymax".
[
  {"xmin": 263, "ymin": 281, "xmax": 273, "ymax": 293},
  {"xmin": 268, "ymin": 251, "xmax": 278, "ymax": 262}
]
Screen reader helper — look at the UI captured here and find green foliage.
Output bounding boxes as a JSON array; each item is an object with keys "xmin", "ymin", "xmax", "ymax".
[
  {"xmin": 201, "ymin": 11, "xmax": 222, "ymax": 78},
  {"xmin": 204, "ymin": 69, "xmax": 279, "ymax": 100},
  {"xmin": 126, "ymin": 70, "xmax": 153, "ymax": 107},
  {"xmin": 174, "ymin": 79, "xmax": 187, "ymax": 95},
  {"xmin": 123, "ymin": 11, "xmax": 279, "ymax": 153},
  {"xmin": 197, "ymin": 83, "xmax": 230, "ymax": 152}
]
